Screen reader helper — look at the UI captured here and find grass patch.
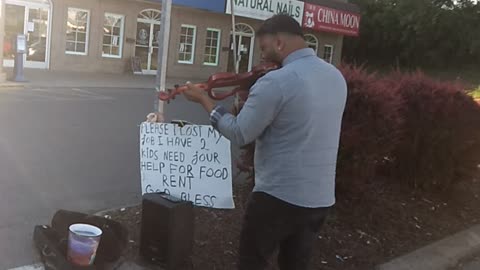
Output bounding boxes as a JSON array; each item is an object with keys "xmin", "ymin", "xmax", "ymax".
[{"xmin": 470, "ymin": 87, "xmax": 480, "ymax": 99}]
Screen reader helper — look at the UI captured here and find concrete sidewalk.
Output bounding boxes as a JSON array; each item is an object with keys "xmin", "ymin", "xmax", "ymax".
[
  {"xmin": 458, "ymin": 257, "xmax": 480, "ymax": 270},
  {"xmin": 377, "ymin": 224, "xmax": 480, "ymax": 270},
  {"xmin": 0, "ymin": 68, "xmax": 198, "ymax": 89}
]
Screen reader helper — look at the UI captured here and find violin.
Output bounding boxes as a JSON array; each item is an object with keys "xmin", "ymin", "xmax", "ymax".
[{"xmin": 158, "ymin": 62, "xmax": 280, "ymax": 103}]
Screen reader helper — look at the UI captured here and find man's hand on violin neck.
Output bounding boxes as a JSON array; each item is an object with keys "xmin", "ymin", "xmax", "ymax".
[{"xmin": 184, "ymin": 82, "xmax": 216, "ymax": 114}]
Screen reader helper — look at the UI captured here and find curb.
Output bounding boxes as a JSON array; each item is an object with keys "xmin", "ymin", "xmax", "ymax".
[
  {"xmin": 8, "ymin": 263, "xmax": 44, "ymax": 270},
  {"xmin": 377, "ymin": 224, "xmax": 480, "ymax": 270},
  {"xmin": 0, "ymin": 82, "xmax": 26, "ymax": 89},
  {"xmin": 93, "ymin": 203, "xmax": 140, "ymax": 217}
]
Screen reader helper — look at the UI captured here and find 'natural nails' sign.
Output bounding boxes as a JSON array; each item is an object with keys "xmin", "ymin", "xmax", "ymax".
[{"xmin": 226, "ymin": 0, "xmax": 305, "ymax": 24}]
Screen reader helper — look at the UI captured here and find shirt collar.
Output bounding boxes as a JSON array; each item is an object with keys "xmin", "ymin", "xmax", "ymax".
[{"xmin": 282, "ymin": 48, "xmax": 316, "ymax": 66}]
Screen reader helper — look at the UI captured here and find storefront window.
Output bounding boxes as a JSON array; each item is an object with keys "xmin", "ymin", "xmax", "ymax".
[
  {"xmin": 305, "ymin": 34, "xmax": 318, "ymax": 54},
  {"xmin": 102, "ymin": 13, "xmax": 124, "ymax": 58},
  {"xmin": 203, "ymin": 28, "xmax": 221, "ymax": 66},
  {"xmin": 324, "ymin": 45, "xmax": 334, "ymax": 63},
  {"xmin": 178, "ymin": 25, "xmax": 196, "ymax": 64},
  {"xmin": 66, "ymin": 8, "xmax": 90, "ymax": 55}
]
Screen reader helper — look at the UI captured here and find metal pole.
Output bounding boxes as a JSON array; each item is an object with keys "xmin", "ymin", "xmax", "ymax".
[
  {"xmin": 0, "ymin": 0, "xmax": 6, "ymax": 82},
  {"xmin": 230, "ymin": 0, "xmax": 241, "ymax": 110},
  {"xmin": 230, "ymin": 0, "xmax": 238, "ymax": 74},
  {"xmin": 155, "ymin": 0, "xmax": 172, "ymax": 116}
]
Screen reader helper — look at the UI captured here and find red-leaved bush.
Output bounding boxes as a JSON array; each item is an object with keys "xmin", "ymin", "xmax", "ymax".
[
  {"xmin": 235, "ymin": 64, "xmax": 480, "ymax": 194},
  {"xmin": 387, "ymin": 71, "xmax": 480, "ymax": 190},
  {"xmin": 336, "ymin": 64, "xmax": 404, "ymax": 191}
]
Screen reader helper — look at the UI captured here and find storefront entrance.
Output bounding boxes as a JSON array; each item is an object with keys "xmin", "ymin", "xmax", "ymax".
[
  {"xmin": 135, "ymin": 9, "xmax": 161, "ymax": 75},
  {"xmin": 3, "ymin": 0, "xmax": 51, "ymax": 69},
  {"xmin": 228, "ymin": 23, "xmax": 255, "ymax": 73}
]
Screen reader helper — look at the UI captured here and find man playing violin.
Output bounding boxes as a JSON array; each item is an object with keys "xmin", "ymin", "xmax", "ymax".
[{"xmin": 183, "ymin": 14, "xmax": 348, "ymax": 270}]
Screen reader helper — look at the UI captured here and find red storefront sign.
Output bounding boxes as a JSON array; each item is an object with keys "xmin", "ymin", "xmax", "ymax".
[{"xmin": 302, "ymin": 3, "xmax": 361, "ymax": 37}]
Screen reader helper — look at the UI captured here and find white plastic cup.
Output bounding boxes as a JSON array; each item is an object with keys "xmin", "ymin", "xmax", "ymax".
[{"xmin": 67, "ymin": 223, "xmax": 103, "ymax": 266}]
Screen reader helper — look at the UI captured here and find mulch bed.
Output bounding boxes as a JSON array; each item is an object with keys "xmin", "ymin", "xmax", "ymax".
[{"xmin": 108, "ymin": 175, "xmax": 480, "ymax": 270}]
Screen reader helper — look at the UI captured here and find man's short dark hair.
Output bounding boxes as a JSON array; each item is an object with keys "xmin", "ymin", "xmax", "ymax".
[{"xmin": 256, "ymin": 14, "xmax": 304, "ymax": 37}]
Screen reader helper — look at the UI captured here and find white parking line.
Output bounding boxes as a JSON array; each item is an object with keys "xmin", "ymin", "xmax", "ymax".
[
  {"xmin": 0, "ymin": 87, "xmax": 114, "ymax": 102},
  {"xmin": 8, "ymin": 264, "xmax": 44, "ymax": 270}
]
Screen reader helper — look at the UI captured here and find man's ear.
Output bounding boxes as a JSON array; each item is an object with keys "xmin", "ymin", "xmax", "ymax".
[
  {"xmin": 278, "ymin": 34, "xmax": 291, "ymax": 51},
  {"xmin": 275, "ymin": 36, "xmax": 285, "ymax": 51}
]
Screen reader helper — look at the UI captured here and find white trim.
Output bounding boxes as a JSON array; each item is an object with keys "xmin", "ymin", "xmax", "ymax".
[
  {"xmin": 235, "ymin": 23, "xmax": 254, "ymax": 36},
  {"xmin": 101, "ymin": 12, "xmax": 125, "ymax": 59},
  {"xmin": 324, "ymin": 44, "xmax": 334, "ymax": 64},
  {"xmin": 230, "ymin": 35, "xmax": 254, "ymax": 72},
  {"xmin": 6, "ymin": 0, "xmax": 49, "ymax": 9},
  {"xmin": 46, "ymin": 0, "xmax": 52, "ymax": 69},
  {"xmin": 65, "ymin": 51, "xmax": 87, "ymax": 56},
  {"xmin": 247, "ymin": 35, "xmax": 254, "ymax": 71},
  {"xmin": 230, "ymin": 23, "xmax": 255, "ymax": 71},
  {"xmin": 147, "ymin": 22, "xmax": 154, "ymax": 69},
  {"xmin": 138, "ymin": 8, "xmax": 161, "ymax": 21},
  {"xmin": 65, "ymin": 7, "xmax": 90, "ymax": 56},
  {"xmin": 137, "ymin": 17, "xmax": 161, "ymax": 25},
  {"xmin": 135, "ymin": 9, "xmax": 162, "ymax": 74},
  {"xmin": 24, "ymin": 60, "xmax": 46, "ymax": 68},
  {"xmin": 203, "ymin": 28, "xmax": 221, "ymax": 66},
  {"xmin": 4, "ymin": 0, "xmax": 53, "ymax": 69},
  {"xmin": 178, "ymin": 24, "xmax": 196, "ymax": 64},
  {"xmin": 305, "ymin": 34, "xmax": 318, "ymax": 54},
  {"xmin": 142, "ymin": 70, "xmax": 157, "ymax": 75},
  {"xmin": 102, "ymin": 54, "xmax": 122, "ymax": 59}
]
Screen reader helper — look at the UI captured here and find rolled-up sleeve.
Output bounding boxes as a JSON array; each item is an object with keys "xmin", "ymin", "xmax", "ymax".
[{"xmin": 209, "ymin": 76, "xmax": 283, "ymax": 146}]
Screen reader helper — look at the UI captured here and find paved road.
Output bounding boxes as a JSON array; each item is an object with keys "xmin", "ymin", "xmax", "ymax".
[
  {"xmin": 456, "ymin": 257, "xmax": 480, "ymax": 270},
  {"xmin": 0, "ymin": 86, "xmax": 228, "ymax": 269}
]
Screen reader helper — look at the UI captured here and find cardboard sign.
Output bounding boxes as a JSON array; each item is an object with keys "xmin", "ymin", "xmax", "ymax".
[{"xmin": 140, "ymin": 123, "xmax": 235, "ymax": 209}]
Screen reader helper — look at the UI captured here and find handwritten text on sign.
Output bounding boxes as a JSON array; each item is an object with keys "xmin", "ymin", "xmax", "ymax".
[{"xmin": 140, "ymin": 123, "xmax": 234, "ymax": 209}]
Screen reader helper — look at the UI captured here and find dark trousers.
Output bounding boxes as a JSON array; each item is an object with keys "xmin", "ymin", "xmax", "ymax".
[{"xmin": 238, "ymin": 192, "xmax": 330, "ymax": 270}]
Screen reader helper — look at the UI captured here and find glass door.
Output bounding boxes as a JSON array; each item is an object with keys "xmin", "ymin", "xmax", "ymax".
[
  {"xmin": 135, "ymin": 22, "xmax": 151, "ymax": 71},
  {"xmin": 3, "ymin": 2, "xmax": 50, "ymax": 69},
  {"xmin": 238, "ymin": 36, "xmax": 252, "ymax": 73},
  {"xmin": 150, "ymin": 23, "xmax": 160, "ymax": 72},
  {"xmin": 26, "ymin": 7, "xmax": 49, "ymax": 67},
  {"xmin": 227, "ymin": 35, "xmax": 239, "ymax": 73},
  {"xmin": 135, "ymin": 20, "xmax": 161, "ymax": 74},
  {"xmin": 228, "ymin": 35, "xmax": 253, "ymax": 73}
]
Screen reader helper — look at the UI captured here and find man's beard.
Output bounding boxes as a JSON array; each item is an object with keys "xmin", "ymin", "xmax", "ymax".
[{"xmin": 266, "ymin": 52, "xmax": 282, "ymax": 64}]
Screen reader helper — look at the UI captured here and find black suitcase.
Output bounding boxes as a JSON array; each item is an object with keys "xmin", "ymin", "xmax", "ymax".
[{"xmin": 140, "ymin": 193, "xmax": 194, "ymax": 269}]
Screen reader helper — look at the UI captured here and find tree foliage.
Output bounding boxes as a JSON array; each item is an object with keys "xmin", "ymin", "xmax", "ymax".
[{"xmin": 343, "ymin": 0, "xmax": 480, "ymax": 68}]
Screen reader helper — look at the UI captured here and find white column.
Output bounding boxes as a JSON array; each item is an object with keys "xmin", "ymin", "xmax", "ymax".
[{"xmin": 154, "ymin": 0, "xmax": 172, "ymax": 119}]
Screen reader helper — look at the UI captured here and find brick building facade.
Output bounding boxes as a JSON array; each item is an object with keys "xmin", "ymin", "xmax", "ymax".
[{"xmin": 1, "ymin": 0, "xmax": 360, "ymax": 78}]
